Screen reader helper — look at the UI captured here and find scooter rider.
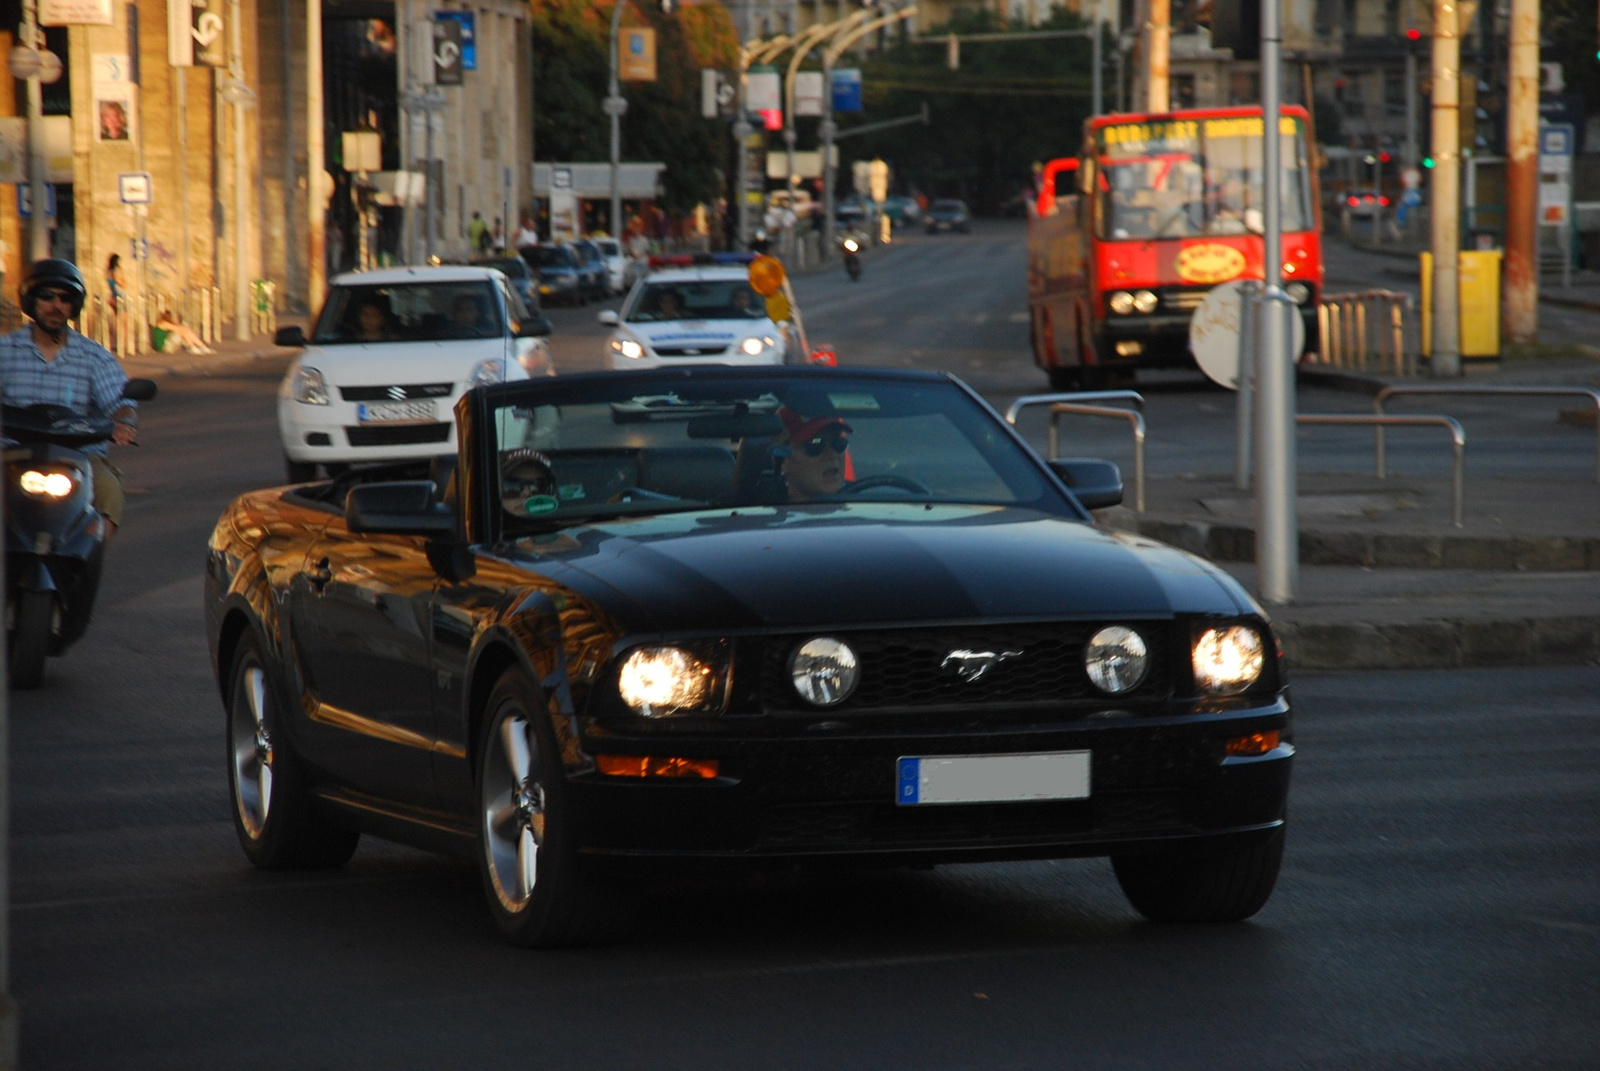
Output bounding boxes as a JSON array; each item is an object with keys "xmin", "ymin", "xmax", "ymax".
[{"xmin": 0, "ymin": 258, "xmax": 139, "ymax": 533}]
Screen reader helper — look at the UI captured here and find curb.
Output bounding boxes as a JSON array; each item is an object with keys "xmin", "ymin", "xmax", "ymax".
[{"xmin": 1277, "ymin": 615, "xmax": 1600, "ymax": 670}]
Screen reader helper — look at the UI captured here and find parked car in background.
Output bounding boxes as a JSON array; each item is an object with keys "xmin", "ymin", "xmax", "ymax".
[
  {"xmin": 925, "ymin": 198, "xmax": 972, "ymax": 234},
  {"xmin": 570, "ymin": 239, "xmax": 609, "ymax": 303},
  {"xmin": 523, "ymin": 244, "xmax": 584, "ymax": 307},
  {"xmin": 882, "ymin": 195, "xmax": 923, "ymax": 224},
  {"xmin": 593, "ymin": 237, "xmax": 635, "ymax": 297},
  {"xmin": 474, "ymin": 255, "xmax": 543, "ymax": 316},
  {"xmin": 835, "ymin": 195, "xmax": 872, "ymax": 230},
  {"xmin": 273, "ymin": 265, "xmax": 553, "ymax": 483}
]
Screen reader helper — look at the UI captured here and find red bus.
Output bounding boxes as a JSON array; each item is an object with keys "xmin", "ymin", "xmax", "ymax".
[{"xmin": 1028, "ymin": 105, "xmax": 1323, "ymax": 389}]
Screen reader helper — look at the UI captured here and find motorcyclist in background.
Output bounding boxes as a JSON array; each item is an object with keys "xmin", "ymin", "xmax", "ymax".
[{"xmin": 0, "ymin": 258, "xmax": 140, "ymax": 534}]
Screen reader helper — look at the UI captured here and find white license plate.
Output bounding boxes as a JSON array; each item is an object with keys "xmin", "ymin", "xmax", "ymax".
[
  {"xmin": 356, "ymin": 400, "xmax": 437, "ymax": 424},
  {"xmin": 895, "ymin": 751, "xmax": 1091, "ymax": 806}
]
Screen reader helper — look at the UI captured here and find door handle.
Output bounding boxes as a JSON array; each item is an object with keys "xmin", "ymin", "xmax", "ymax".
[{"xmin": 309, "ymin": 557, "xmax": 332, "ymax": 591}]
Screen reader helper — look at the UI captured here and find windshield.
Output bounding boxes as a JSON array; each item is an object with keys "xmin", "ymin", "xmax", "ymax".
[
  {"xmin": 623, "ymin": 279, "xmax": 766, "ymax": 323},
  {"xmin": 526, "ymin": 246, "xmax": 575, "ymax": 269},
  {"xmin": 596, "ymin": 240, "xmax": 621, "ymax": 257},
  {"xmin": 312, "ymin": 280, "xmax": 504, "ymax": 344},
  {"xmin": 479, "ymin": 258, "xmax": 528, "ymax": 280},
  {"xmin": 1093, "ymin": 114, "xmax": 1312, "ymax": 239},
  {"xmin": 487, "ymin": 372, "xmax": 1058, "ymax": 531}
]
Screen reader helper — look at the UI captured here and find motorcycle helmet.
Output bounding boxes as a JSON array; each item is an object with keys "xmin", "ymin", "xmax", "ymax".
[{"xmin": 22, "ymin": 258, "xmax": 88, "ymax": 319}]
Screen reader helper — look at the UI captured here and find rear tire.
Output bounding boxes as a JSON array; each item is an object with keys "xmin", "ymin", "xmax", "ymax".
[
  {"xmin": 476, "ymin": 668, "xmax": 629, "ymax": 947},
  {"xmin": 227, "ymin": 632, "xmax": 360, "ymax": 869},
  {"xmin": 8, "ymin": 588, "xmax": 54, "ymax": 690},
  {"xmin": 1112, "ymin": 825, "xmax": 1285, "ymax": 923}
]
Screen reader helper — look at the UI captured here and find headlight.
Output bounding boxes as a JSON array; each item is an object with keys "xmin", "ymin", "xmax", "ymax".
[
  {"xmin": 843, "ymin": 238, "xmax": 859, "ymax": 252},
  {"xmin": 291, "ymin": 366, "xmax": 329, "ymax": 405},
  {"xmin": 1284, "ymin": 282, "xmax": 1311, "ymax": 304},
  {"xmin": 1192, "ymin": 625, "xmax": 1265, "ymax": 695},
  {"xmin": 740, "ymin": 336, "xmax": 775, "ymax": 357},
  {"xmin": 1108, "ymin": 290, "xmax": 1135, "ymax": 315},
  {"xmin": 1131, "ymin": 289, "xmax": 1158, "ymax": 314},
  {"xmin": 1083, "ymin": 625, "xmax": 1149, "ymax": 694},
  {"xmin": 470, "ymin": 358, "xmax": 504, "ymax": 387},
  {"xmin": 611, "ymin": 338, "xmax": 645, "ymax": 360},
  {"xmin": 18, "ymin": 469, "xmax": 75, "ymax": 498},
  {"xmin": 789, "ymin": 637, "xmax": 860, "ymax": 706},
  {"xmin": 617, "ymin": 646, "xmax": 718, "ymax": 717}
]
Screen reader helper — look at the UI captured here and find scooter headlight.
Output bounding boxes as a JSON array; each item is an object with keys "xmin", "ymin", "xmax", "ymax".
[
  {"xmin": 843, "ymin": 238, "xmax": 860, "ymax": 253},
  {"xmin": 19, "ymin": 468, "xmax": 75, "ymax": 498}
]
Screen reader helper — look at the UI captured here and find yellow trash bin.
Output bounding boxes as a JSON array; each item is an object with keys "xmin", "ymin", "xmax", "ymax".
[{"xmin": 1420, "ymin": 250, "xmax": 1503, "ymax": 358}]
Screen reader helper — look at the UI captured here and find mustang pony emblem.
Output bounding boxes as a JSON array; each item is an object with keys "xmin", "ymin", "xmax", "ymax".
[{"xmin": 941, "ymin": 648, "xmax": 1024, "ymax": 682}]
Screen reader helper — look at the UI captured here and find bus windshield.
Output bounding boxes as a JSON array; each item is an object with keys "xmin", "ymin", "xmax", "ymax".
[{"xmin": 1092, "ymin": 114, "xmax": 1311, "ymax": 241}]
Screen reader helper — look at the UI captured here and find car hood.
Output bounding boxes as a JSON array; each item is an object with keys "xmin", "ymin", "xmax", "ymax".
[
  {"xmin": 502, "ymin": 503, "xmax": 1257, "ymax": 633},
  {"xmin": 623, "ymin": 319, "xmax": 777, "ymax": 347},
  {"xmin": 293, "ymin": 339, "xmax": 507, "ymax": 385}
]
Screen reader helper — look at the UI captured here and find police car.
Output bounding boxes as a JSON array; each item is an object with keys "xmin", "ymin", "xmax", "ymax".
[{"xmin": 599, "ymin": 256, "xmax": 788, "ymax": 369}]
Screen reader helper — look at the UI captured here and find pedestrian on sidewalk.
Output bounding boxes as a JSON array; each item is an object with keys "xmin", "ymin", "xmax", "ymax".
[{"xmin": 468, "ymin": 211, "xmax": 489, "ymax": 254}]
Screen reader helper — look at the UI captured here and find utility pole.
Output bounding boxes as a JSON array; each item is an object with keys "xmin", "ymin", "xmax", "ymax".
[
  {"xmin": 1144, "ymin": 0, "xmax": 1170, "ymax": 112},
  {"xmin": 1428, "ymin": 0, "xmax": 1461, "ymax": 376},
  {"xmin": 21, "ymin": 0, "xmax": 49, "ymax": 259},
  {"xmin": 307, "ymin": 0, "xmax": 326, "ymax": 305},
  {"xmin": 1502, "ymin": 0, "xmax": 1538, "ymax": 345}
]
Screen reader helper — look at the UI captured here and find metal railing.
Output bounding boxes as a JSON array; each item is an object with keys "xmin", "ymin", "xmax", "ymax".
[
  {"xmin": 1298, "ymin": 412, "xmax": 1466, "ymax": 527},
  {"xmin": 1374, "ymin": 385, "xmax": 1600, "ymax": 483},
  {"xmin": 1313, "ymin": 290, "xmax": 1415, "ymax": 376},
  {"xmin": 1005, "ymin": 391, "xmax": 1147, "ymax": 513}
]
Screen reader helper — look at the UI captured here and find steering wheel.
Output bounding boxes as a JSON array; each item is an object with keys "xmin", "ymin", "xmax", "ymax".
[{"xmin": 841, "ymin": 473, "xmax": 932, "ymax": 496}]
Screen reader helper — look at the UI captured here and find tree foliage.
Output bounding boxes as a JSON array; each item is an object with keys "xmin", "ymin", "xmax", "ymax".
[
  {"xmin": 824, "ymin": 8, "xmax": 1103, "ymax": 215},
  {"xmin": 529, "ymin": 0, "xmax": 738, "ymax": 214}
]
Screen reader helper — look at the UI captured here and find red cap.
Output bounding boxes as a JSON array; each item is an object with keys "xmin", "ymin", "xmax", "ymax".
[{"xmin": 778, "ymin": 407, "xmax": 852, "ymax": 444}]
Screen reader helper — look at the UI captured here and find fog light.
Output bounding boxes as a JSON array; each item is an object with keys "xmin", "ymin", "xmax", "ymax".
[
  {"xmin": 596, "ymin": 755, "xmax": 719, "ymax": 779},
  {"xmin": 1114, "ymin": 340, "xmax": 1143, "ymax": 357},
  {"xmin": 790, "ymin": 637, "xmax": 859, "ymax": 706},
  {"xmin": 1225, "ymin": 730, "xmax": 1280, "ymax": 757},
  {"xmin": 1084, "ymin": 625, "xmax": 1149, "ymax": 694}
]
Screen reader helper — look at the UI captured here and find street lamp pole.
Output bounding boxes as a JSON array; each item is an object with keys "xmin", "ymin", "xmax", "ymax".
[{"xmin": 607, "ymin": 0, "xmax": 629, "ymax": 238}]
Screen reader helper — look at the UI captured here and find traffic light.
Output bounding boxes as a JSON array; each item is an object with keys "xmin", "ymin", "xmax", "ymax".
[
  {"xmin": 1422, "ymin": 156, "xmax": 1435, "ymax": 169},
  {"xmin": 1379, "ymin": 151, "xmax": 1392, "ymax": 164},
  {"xmin": 1406, "ymin": 28, "xmax": 1421, "ymax": 43}
]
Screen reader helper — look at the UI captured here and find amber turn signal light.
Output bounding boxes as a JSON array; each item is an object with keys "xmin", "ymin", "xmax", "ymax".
[
  {"xmin": 1224, "ymin": 730, "xmax": 1280, "ymax": 757},
  {"xmin": 596, "ymin": 755, "xmax": 719, "ymax": 779}
]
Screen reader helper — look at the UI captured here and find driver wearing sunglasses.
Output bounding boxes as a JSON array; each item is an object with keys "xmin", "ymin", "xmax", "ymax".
[{"xmin": 776, "ymin": 408, "xmax": 853, "ymax": 502}]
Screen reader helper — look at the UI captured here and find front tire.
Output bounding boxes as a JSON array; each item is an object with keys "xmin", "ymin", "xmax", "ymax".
[
  {"xmin": 227, "ymin": 632, "xmax": 360, "ymax": 868},
  {"xmin": 476, "ymin": 668, "xmax": 625, "ymax": 947},
  {"xmin": 1112, "ymin": 824, "xmax": 1285, "ymax": 923},
  {"xmin": 8, "ymin": 588, "xmax": 55, "ymax": 690}
]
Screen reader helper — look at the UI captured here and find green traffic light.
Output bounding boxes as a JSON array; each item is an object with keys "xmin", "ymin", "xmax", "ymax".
[{"xmin": 1422, "ymin": 156, "xmax": 1435, "ymax": 168}]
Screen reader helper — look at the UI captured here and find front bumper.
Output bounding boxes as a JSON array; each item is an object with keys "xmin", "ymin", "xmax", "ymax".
[
  {"xmin": 278, "ymin": 395, "xmax": 458, "ymax": 465},
  {"xmin": 565, "ymin": 701, "xmax": 1293, "ymax": 862}
]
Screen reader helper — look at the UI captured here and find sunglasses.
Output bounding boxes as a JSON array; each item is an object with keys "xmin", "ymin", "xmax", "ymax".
[
  {"xmin": 800, "ymin": 432, "xmax": 850, "ymax": 457},
  {"xmin": 35, "ymin": 290, "xmax": 75, "ymax": 304}
]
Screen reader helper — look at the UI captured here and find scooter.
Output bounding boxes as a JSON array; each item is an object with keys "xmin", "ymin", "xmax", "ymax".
[
  {"xmin": 841, "ymin": 235, "xmax": 862, "ymax": 281},
  {"xmin": 4, "ymin": 379, "xmax": 157, "ymax": 689}
]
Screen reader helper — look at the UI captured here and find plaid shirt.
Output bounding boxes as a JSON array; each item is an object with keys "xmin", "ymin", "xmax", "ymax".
[{"xmin": 0, "ymin": 327, "xmax": 131, "ymax": 457}]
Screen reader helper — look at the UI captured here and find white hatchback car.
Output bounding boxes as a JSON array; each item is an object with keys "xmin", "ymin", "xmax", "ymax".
[
  {"xmin": 599, "ymin": 263, "xmax": 787, "ymax": 369},
  {"xmin": 276, "ymin": 265, "xmax": 553, "ymax": 482}
]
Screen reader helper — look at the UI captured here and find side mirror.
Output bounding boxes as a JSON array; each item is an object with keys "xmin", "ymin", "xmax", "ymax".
[
  {"xmin": 517, "ymin": 315, "xmax": 553, "ymax": 338},
  {"xmin": 597, "ymin": 309, "xmax": 620, "ymax": 327},
  {"xmin": 1049, "ymin": 458, "xmax": 1123, "ymax": 510},
  {"xmin": 274, "ymin": 325, "xmax": 308, "ymax": 347},
  {"xmin": 345, "ymin": 481, "xmax": 456, "ymax": 535},
  {"xmin": 121, "ymin": 378, "xmax": 159, "ymax": 401}
]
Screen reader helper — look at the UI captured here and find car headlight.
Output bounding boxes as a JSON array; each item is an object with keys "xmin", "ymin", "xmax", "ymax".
[
  {"xmin": 789, "ymin": 637, "xmax": 860, "ymax": 706},
  {"xmin": 1192, "ymin": 625, "xmax": 1265, "ymax": 695},
  {"xmin": 18, "ymin": 468, "xmax": 75, "ymax": 498},
  {"xmin": 1108, "ymin": 290, "xmax": 1136, "ymax": 315},
  {"xmin": 617, "ymin": 645, "xmax": 723, "ymax": 717},
  {"xmin": 1083, "ymin": 625, "xmax": 1149, "ymax": 694},
  {"xmin": 1284, "ymin": 282, "xmax": 1311, "ymax": 305},
  {"xmin": 740, "ymin": 336, "xmax": 776, "ymax": 357},
  {"xmin": 611, "ymin": 338, "xmax": 645, "ymax": 360},
  {"xmin": 291, "ymin": 366, "xmax": 329, "ymax": 405},
  {"xmin": 470, "ymin": 358, "xmax": 504, "ymax": 387}
]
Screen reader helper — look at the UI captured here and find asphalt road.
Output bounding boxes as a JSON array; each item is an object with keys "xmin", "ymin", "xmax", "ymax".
[{"xmin": 10, "ymin": 221, "xmax": 1600, "ymax": 1068}]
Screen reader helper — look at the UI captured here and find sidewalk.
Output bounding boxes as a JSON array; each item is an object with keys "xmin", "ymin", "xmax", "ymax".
[{"xmin": 116, "ymin": 316, "xmax": 307, "ymax": 381}]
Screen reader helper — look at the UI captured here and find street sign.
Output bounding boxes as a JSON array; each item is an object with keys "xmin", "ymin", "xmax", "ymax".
[
  {"xmin": 1540, "ymin": 124, "xmax": 1574, "ymax": 174},
  {"xmin": 118, "ymin": 171, "xmax": 153, "ymax": 204},
  {"xmin": 620, "ymin": 28, "xmax": 656, "ymax": 82},
  {"xmin": 17, "ymin": 182, "xmax": 57, "ymax": 218},
  {"xmin": 434, "ymin": 11, "xmax": 475, "ymax": 70},
  {"xmin": 794, "ymin": 71, "xmax": 824, "ymax": 117},
  {"xmin": 746, "ymin": 66, "xmax": 780, "ymax": 112},
  {"xmin": 831, "ymin": 68, "xmax": 862, "ymax": 113},
  {"xmin": 432, "ymin": 17, "xmax": 462, "ymax": 86},
  {"xmin": 1189, "ymin": 281, "xmax": 1304, "ymax": 391}
]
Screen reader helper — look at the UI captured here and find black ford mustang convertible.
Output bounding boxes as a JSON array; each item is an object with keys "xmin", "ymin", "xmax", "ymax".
[{"xmin": 205, "ymin": 366, "xmax": 1292, "ymax": 946}]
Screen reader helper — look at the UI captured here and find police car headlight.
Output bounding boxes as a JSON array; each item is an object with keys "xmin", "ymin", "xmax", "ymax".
[
  {"xmin": 19, "ymin": 468, "xmax": 75, "ymax": 499},
  {"xmin": 740, "ymin": 336, "xmax": 775, "ymax": 357},
  {"xmin": 612, "ymin": 338, "xmax": 645, "ymax": 360},
  {"xmin": 470, "ymin": 358, "xmax": 504, "ymax": 387},
  {"xmin": 1108, "ymin": 291, "xmax": 1136, "ymax": 315},
  {"xmin": 1192, "ymin": 625, "xmax": 1265, "ymax": 695},
  {"xmin": 1131, "ymin": 290, "xmax": 1159, "ymax": 314},
  {"xmin": 291, "ymin": 366, "xmax": 329, "ymax": 405},
  {"xmin": 1285, "ymin": 282, "xmax": 1311, "ymax": 304}
]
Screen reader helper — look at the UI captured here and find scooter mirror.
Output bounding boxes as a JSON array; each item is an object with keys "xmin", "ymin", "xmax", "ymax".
[{"xmin": 122, "ymin": 379, "xmax": 158, "ymax": 402}]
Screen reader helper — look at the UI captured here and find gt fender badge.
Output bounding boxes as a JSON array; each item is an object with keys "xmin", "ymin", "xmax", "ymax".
[{"xmin": 941, "ymin": 648, "xmax": 1023, "ymax": 683}]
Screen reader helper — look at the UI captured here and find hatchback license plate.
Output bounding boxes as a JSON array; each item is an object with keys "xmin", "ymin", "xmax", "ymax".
[
  {"xmin": 896, "ymin": 751, "xmax": 1090, "ymax": 806},
  {"xmin": 357, "ymin": 400, "xmax": 437, "ymax": 424}
]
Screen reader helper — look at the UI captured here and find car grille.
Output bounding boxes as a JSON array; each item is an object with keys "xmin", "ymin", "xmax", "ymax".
[
  {"xmin": 345, "ymin": 424, "xmax": 451, "ymax": 446},
  {"xmin": 753, "ymin": 622, "xmax": 1173, "ymax": 714},
  {"xmin": 655, "ymin": 346, "xmax": 731, "ymax": 358},
  {"xmin": 1156, "ymin": 288, "xmax": 1210, "ymax": 313},
  {"xmin": 756, "ymin": 790, "xmax": 1191, "ymax": 849},
  {"xmin": 340, "ymin": 383, "xmax": 454, "ymax": 402}
]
